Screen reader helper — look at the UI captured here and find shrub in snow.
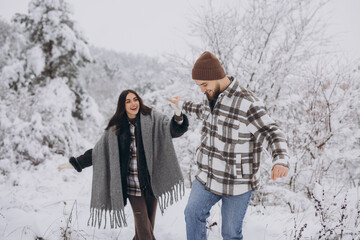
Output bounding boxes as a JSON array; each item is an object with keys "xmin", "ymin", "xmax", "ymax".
[
  {"xmin": 309, "ymin": 184, "xmax": 360, "ymax": 239},
  {"xmin": 0, "ymin": 78, "xmax": 86, "ymax": 166}
]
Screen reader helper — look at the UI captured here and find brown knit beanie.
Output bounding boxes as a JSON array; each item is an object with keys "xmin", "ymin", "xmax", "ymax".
[{"xmin": 192, "ymin": 51, "xmax": 226, "ymax": 80}]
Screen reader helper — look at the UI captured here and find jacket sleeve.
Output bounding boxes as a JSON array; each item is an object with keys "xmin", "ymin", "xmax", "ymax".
[
  {"xmin": 181, "ymin": 100, "xmax": 203, "ymax": 120},
  {"xmin": 246, "ymin": 101, "xmax": 290, "ymax": 169},
  {"xmin": 170, "ymin": 114, "xmax": 189, "ymax": 138},
  {"xmin": 69, "ymin": 149, "xmax": 93, "ymax": 172}
]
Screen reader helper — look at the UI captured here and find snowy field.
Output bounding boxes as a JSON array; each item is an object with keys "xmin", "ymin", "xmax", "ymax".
[
  {"xmin": 1, "ymin": 155, "xmax": 359, "ymax": 239},
  {"xmin": 0, "ymin": 0, "xmax": 359, "ymax": 239}
]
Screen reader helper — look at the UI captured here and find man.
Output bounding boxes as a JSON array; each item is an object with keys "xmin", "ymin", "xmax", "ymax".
[{"xmin": 169, "ymin": 51, "xmax": 289, "ymax": 240}]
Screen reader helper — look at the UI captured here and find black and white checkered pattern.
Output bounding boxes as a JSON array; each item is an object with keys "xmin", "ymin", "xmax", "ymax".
[{"xmin": 183, "ymin": 77, "xmax": 289, "ymax": 196}]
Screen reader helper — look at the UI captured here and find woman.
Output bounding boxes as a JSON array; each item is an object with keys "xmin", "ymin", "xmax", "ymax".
[{"xmin": 59, "ymin": 89, "xmax": 188, "ymax": 239}]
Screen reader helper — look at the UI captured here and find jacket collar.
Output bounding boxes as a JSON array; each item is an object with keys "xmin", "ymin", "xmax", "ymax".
[{"xmin": 222, "ymin": 76, "xmax": 239, "ymax": 98}]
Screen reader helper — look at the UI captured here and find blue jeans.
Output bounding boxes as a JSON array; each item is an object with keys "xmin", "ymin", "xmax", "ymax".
[{"xmin": 184, "ymin": 179, "xmax": 253, "ymax": 240}]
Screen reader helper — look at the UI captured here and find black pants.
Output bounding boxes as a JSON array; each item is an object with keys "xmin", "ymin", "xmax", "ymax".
[{"xmin": 128, "ymin": 194, "xmax": 158, "ymax": 240}]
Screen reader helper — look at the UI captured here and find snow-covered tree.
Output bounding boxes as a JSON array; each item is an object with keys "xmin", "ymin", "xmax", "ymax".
[
  {"xmin": 189, "ymin": 0, "xmax": 329, "ymax": 104},
  {"xmin": 0, "ymin": 19, "xmax": 13, "ymax": 70},
  {"xmin": 13, "ymin": 0, "xmax": 91, "ymax": 84},
  {"xmin": 0, "ymin": 0, "xmax": 101, "ymax": 167},
  {"xmin": 11, "ymin": 0, "xmax": 92, "ymax": 120},
  {"xmin": 0, "ymin": 18, "xmax": 28, "ymax": 91}
]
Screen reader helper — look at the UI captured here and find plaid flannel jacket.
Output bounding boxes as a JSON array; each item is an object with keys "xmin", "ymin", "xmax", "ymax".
[{"xmin": 182, "ymin": 77, "xmax": 289, "ymax": 196}]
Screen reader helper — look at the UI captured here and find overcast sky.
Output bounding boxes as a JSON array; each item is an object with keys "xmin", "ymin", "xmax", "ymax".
[{"xmin": 0, "ymin": 0, "xmax": 359, "ymax": 60}]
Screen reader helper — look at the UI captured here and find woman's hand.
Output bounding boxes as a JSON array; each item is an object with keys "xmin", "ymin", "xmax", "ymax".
[{"xmin": 57, "ymin": 162, "xmax": 74, "ymax": 171}]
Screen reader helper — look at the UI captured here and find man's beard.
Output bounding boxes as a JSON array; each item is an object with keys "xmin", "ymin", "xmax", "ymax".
[
  {"xmin": 206, "ymin": 91, "xmax": 218, "ymax": 100},
  {"xmin": 206, "ymin": 84, "xmax": 220, "ymax": 100}
]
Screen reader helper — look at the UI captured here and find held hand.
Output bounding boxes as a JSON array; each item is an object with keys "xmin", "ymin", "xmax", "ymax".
[
  {"xmin": 168, "ymin": 96, "xmax": 183, "ymax": 116},
  {"xmin": 271, "ymin": 165, "xmax": 289, "ymax": 181},
  {"xmin": 57, "ymin": 162, "xmax": 74, "ymax": 171},
  {"xmin": 168, "ymin": 96, "xmax": 182, "ymax": 106}
]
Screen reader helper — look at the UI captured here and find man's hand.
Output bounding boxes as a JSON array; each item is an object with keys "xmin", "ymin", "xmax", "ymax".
[
  {"xmin": 168, "ymin": 96, "xmax": 182, "ymax": 106},
  {"xmin": 168, "ymin": 96, "xmax": 183, "ymax": 116},
  {"xmin": 271, "ymin": 165, "xmax": 289, "ymax": 181}
]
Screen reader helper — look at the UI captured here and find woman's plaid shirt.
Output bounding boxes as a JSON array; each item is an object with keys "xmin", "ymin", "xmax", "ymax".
[
  {"xmin": 127, "ymin": 122, "xmax": 142, "ymax": 196},
  {"xmin": 182, "ymin": 77, "xmax": 289, "ymax": 196}
]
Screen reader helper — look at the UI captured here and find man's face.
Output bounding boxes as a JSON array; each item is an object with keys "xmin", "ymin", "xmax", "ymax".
[{"xmin": 194, "ymin": 80, "xmax": 221, "ymax": 100}]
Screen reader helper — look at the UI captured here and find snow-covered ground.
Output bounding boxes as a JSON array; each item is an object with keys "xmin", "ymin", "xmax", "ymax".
[
  {"xmin": 0, "ymin": 0, "xmax": 359, "ymax": 239},
  {"xmin": 1, "ymin": 155, "xmax": 358, "ymax": 239}
]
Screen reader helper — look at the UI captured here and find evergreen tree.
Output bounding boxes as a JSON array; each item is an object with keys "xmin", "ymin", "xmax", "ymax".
[
  {"xmin": 14, "ymin": 0, "xmax": 91, "ymax": 83},
  {"xmin": 0, "ymin": 0, "xmax": 100, "ymax": 166},
  {"xmin": 13, "ymin": 0, "xmax": 92, "ymax": 119}
]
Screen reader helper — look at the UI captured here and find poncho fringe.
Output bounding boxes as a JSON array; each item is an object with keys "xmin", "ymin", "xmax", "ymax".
[
  {"xmin": 158, "ymin": 180, "xmax": 185, "ymax": 214},
  {"xmin": 88, "ymin": 208, "xmax": 127, "ymax": 229},
  {"xmin": 87, "ymin": 180, "xmax": 185, "ymax": 229}
]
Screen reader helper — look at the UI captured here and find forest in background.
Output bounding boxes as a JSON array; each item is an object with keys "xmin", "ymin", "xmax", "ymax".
[{"xmin": 0, "ymin": 0, "xmax": 359, "ymax": 239}]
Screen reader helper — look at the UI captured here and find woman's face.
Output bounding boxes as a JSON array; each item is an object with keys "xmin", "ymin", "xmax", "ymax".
[{"xmin": 125, "ymin": 92, "xmax": 140, "ymax": 119}]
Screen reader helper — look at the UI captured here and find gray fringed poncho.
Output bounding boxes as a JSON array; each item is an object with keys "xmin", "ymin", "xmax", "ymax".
[{"xmin": 88, "ymin": 111, "xmax": 184, "ymax": 229}]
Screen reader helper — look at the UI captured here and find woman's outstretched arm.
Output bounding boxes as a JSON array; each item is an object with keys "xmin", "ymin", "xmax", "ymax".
[{"xmin": 59, "ymin": 149, "xmax": 93, "ymax": 172}]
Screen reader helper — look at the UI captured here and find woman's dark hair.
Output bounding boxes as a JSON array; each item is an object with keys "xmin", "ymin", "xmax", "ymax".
[{"xmin": 105, "ymin": 89, "xmax": 152, "ymax": 134}]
